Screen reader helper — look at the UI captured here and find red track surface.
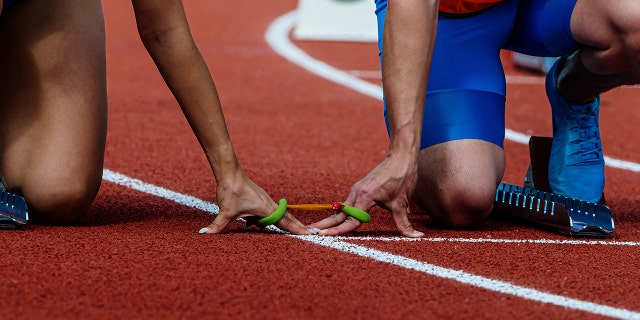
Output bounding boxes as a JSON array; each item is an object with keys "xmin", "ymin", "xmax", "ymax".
[{"xmin": 1, "ymin": 1, "xmax": 639, "ymax": 319}]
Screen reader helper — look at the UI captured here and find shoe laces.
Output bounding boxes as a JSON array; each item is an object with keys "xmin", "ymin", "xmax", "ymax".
[{"xmin": 567, "ymin": 103, "xmax": 603, "ymax": 165}]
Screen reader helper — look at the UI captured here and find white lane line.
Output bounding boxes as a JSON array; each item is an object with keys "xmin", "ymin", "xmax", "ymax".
[
  {"xmin": 266, "ymin": 11, "xmax": 640, "ymax": 173},
  {"xmin": 100, "ymin": 168, "xmax": 640, "ymax": 319},
  {"xmin": 332, "ymin": 236, "xmax": 640, "ymax": 246},
  {"xmin": 265, "ymin": 10, "xmax": 640, "ymax": 319},
  {"xmin": 294, "ymin": 236, "xmax": 640, "ymax": 320},
  {"xmin": 102, "ymin": 167, "xmax": 640, "ymax": 248},
  {"xmin": 102, "ymin": 169, "xmax": 220, "ymax": 214},
  {"xmin": 605, "ymin": 157, "xmax": 640, "ymax": 172}
]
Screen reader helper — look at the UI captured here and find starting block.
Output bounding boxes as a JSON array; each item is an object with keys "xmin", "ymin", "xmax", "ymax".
[
  {"xmin": 492, "ymin": 136, "xmax": 613, "ymax": 237},
  {"xmin": 0, "ymin": 190, "xmax": 29, "ymax": 229}
]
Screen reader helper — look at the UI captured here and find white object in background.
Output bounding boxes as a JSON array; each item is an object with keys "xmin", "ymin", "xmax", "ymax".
[
  {"xmin": 293, "ymin": 0, "xmax": 378, "ymax": 42},
  {"xmin": 512, "ymin": 52, "xmax": 558, "ymax": 74}
]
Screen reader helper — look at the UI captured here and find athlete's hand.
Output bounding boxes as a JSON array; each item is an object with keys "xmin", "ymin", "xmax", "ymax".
[
  {"xmin": 199, "ymin": 171, "xmax": 313, "ymax": 235},
  {"xmin": 307, "ymin": 153, "xmax": 425, "ymax": 238}
]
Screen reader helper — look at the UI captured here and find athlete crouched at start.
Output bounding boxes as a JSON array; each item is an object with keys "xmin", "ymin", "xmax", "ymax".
[
  {"xmin": 310, "ymin": 0, "xmax": 640, "ymax": 237},
  {"xmin": 0, "ymin": 0, "xmax": 314, "ymax": 234}
]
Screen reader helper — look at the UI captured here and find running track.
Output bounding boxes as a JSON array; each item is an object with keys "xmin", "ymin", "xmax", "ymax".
[{"xmin": 1, "ymin": 1, "xmax": 639, "ymax": 319}]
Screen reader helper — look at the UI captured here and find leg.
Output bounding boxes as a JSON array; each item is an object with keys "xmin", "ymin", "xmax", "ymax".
[
  {"xmin": 562, "ymin": 0, "xmax": 640, "ymax": 102},
  {"xmin": 506, "ymin": 0, "xmax": 613, "ymax": 203},
  {"xmin": 0, "ymin": 0, "xmax": 107, "ymax": 224},
  {"xmin": 411, "ymin": 89, "xmax": 507, "ymax": 228},
  {"xmin": 543, "ymin": 0, "xmax": 640, "ymax": 202},
  {"xmin": 415, "ymin": 139, "xmax": 505, "ymax": 228}
]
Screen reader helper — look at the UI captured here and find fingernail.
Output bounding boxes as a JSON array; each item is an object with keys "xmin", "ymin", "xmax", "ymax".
[
  {"xmin": 413, "ymin": 230, "xmax": 425, "ymax": 237},
  {"xmin": 309, "ymin": 228, "xmax": 321, "ymax": 235},
  {"xmin": 198, "ymin": 227, "xmax": 210, "ymax": 234}
]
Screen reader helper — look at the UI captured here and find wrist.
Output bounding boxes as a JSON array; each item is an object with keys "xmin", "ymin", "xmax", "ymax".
[
  {"xmin": 388, "ymin": 125, "xmax": 421, "ymax": 158},
  {"xmin": 206, "ymin": 143, "xmax": 243, "ymax": 179}
]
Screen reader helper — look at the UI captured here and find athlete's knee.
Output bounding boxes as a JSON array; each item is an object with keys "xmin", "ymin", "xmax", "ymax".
[
  {"xmin": 24, "ymin": 174, "xmax": 101, "ymax": 225},
  {"xmin": 418, "ymin": 178, "xmax": 496, "ymax": 229},
  {"xmin": 439, "ymin": 184, "xmax": 494, "ymax": 228}
]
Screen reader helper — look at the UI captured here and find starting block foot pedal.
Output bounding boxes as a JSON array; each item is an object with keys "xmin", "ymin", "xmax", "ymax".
[
  {"xmin": 493, "ymin": 182, "xmax": 613, "ymax": 237},
  {"xmin": 491, "ymin": 136, "xmax": 613, "ymax": 237},
  {"xmin": 0, "ymin": 190, "xmax": 29, "ymax": 229}
]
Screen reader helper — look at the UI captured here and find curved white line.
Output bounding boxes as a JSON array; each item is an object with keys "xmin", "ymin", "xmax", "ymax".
[
  {"xmin": 266, "ymin": 14, "xmax": 383, "ymax": 101},
  {"xmin": 265, "ymin": 11, "xmax": 640, "ymax": 173}
]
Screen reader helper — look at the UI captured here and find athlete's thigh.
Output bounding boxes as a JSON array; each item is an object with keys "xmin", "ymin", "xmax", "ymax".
[
  {"xmin": 0, "ymin": 0, "xmax": 107, "ymax": 192},
  {"xmin": 570, "ymin": 0, "xmax": 640, "ymax": 73},
  {"xmin": 376, "ymin": 0, "xmax": 516, "ymax": 93},
  {"xmin": 571, "ymin": 0, "xmax": 640, "ymax": 47},
  {"xmin": 377, "ymin": 0, "xmax": 518, "ymax": 149}
]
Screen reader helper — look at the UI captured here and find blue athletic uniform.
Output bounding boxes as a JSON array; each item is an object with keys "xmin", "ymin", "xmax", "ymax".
[{"xmin": 375, "ymin": 0, "xmax": 580, "ymax": 149}]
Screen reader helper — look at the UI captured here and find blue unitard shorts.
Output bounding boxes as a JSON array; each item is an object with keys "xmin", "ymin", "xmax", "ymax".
[{"xmin": 374, "ymin": 0, "xmax": 580, "ymax": 149}]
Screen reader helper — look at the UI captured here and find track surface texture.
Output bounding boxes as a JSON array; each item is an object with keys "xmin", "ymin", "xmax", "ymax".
[{"xmin": 1, "ymin": 1, "xmax": 639, "ymax": 319}]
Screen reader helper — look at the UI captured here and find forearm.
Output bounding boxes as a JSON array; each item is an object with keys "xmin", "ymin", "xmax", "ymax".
[
  {"xmin": 132, "ymin": 0, "xmax": 241, "ymax": 179},
  {"xmin": 150, "ymin": 42, "xmax": 240, "ymax": 177},
  {"xmin": 382, "ymin": 0, "xmax": 439, "ymax": 157}
]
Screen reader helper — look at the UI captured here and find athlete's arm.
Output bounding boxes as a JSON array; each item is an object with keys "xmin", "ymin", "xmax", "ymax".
[
  {"xmin": 311, "ymin": 0, "xmax": 439, "ymax": 237},
  {"xmin": 382, "ymin": 0, "xmax": 438, "ymax": 175},
  {"xmin": 130, "ymin": 0, "xmax": 311, "ymax": 234}
]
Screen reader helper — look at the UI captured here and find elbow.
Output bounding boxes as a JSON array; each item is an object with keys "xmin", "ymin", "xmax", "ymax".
[{"xmin": 138, "ymin": 27, "xmax": 175, "ymax": 49}]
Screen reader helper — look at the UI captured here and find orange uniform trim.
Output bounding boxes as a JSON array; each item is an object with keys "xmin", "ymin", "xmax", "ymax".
[{"xmin": 439, "ymin": 0, "xmax": 504, "ymax": 14}]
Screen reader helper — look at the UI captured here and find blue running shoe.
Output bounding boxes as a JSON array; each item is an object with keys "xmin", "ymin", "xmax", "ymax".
[{"xmin": 546, "ymin": 57, "xmax": 605, "ymax": 203}]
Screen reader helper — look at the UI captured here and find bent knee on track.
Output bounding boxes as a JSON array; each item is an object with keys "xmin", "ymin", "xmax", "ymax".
[
  {"xmin": 22, "ymin": 175, "xmax": 102, "ymax": 225},
  {"xmin": 417, "ymin": 179, "xmax": 496, "ymax": 229}
]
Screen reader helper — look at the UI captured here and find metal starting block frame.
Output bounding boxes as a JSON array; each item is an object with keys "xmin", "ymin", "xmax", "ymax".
[
  {"xmin": 492, "ymin": 136, "xmax": 613, "ymax": 237},
  {"xmin": 493, "ymin": 182, "xmax": 613, "ymax": 236},
  {"xmin": 0, "ymin": 190, "xmax": 29, "ymax": 229}
]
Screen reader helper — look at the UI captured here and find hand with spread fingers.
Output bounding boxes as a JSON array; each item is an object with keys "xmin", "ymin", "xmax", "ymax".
[
  {"xmin": 308, "ymin": 153, "xmax": 425, "ymax": 238},
  {"xmin": 199, "ymin": 171, "xmax": 313, "ymax": 235}
]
